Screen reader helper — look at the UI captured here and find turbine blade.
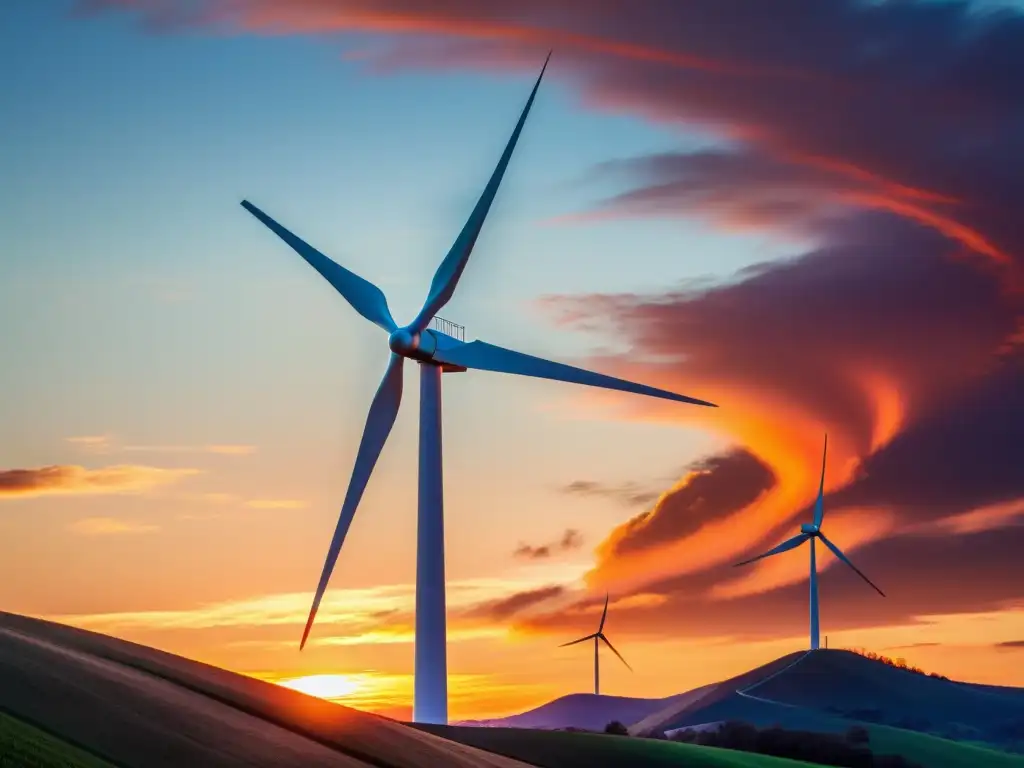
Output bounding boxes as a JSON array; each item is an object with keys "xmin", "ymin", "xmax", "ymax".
[
  {"xmin": 734, "ymin": 532, "xmax": 810, "ymax": 567},
  {"xmin": 812, "ymin": 433, "xmax": 828, "ymax": 527},
  {"xmin": 599, "ymin": 634, "xmax": 633, "ymax": 672},
  {"xmin": 431, "ymin": 339, "xmax": 716, "ymax": 407},
  {"xmin": 598, "ymin": 593, "xmax": 610, "ymax": 633},
  {"xmin": 241, "ymin": 200, "xmax": 397, "ymax": 333},
  {"xmin": 819, "ymin": 533, "xmax": 886, "ymax": 597},
  {"xmin": 559, "ymin": 633, "xmax": 597, "ymax": 648},
  {"xmin": 300, "ymin": 354, "xmax": 405, "ymax": 648},
  {"xmin": 409, "ymin": 53, "xmax": 551, "ymax": 333}
]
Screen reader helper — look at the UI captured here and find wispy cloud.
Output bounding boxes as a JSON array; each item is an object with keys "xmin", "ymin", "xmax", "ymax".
[
  {"xmin": 64, "ymin": 435, "xmax": 114, "ymax": 454},
  {"xmin": 562, "ymin": 480, "xmax": 660, "ymax": 507},
  {"xmin": 122, "ymin": 444, "xmax": 257, "ymax": 456},
  {"xmin": 995, "ymin": 639, "xmax": 1024, "ymax": 649},
  {"xmin": 68, "ymin": 517, "xmax": 160, "ymax": 536},
  {"xmin": 513, "ymin": 529, "xmax": 583, "ymax": 560},
  {"xmin": 41, "ymin": 569, "xmax": 589, "ymax": 643},
  {"xmin": 64, "ymin": 435, "xmax": 256, "ymax": 457},
  {"xmin": 0, "ymin": 465, "xmax": 201, "ymax": 500}
]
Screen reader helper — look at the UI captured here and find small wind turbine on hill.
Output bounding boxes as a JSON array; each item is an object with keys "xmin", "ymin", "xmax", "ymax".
[
  {"xmin": 239, "ymin": 54, "xmax": 715, "ymax": 725},
  {"xmin": 560, "ymin": 595, "xmax": 632, "ymax": 695},
  {"xmin": 734, "ymin": 434, "xmax": 885, "ymax": 651}
]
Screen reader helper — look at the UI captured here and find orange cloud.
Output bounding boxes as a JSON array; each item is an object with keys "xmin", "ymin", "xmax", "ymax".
[{"xmin": 0, "ymin": 464, "xmax": 201, "ymax": 499}]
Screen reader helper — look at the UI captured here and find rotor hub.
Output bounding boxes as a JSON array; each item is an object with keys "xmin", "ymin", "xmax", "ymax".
[
  {"xmin": 388, "ymin": 328, "xmax": 419, "ymax": 356},
  {"xmin": 801, "ymin": 523, "xmax": 820, "ymax": 535}
]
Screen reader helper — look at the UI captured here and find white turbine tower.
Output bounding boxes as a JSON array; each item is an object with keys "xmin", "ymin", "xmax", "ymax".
[
  {"xmin": 733, "ymin": 434, "xmax": 885, "ymax": 650},
  {"xmin": 240, "ymin": 54, "xmax": 715, "ymax": 725},
  {"xmin": 559, "ymin": 595, "xmax": 632, "ymax": 695}
]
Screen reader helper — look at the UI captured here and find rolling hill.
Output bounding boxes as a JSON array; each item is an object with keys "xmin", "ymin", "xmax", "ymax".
[
  {"xmin": 638, "ymin": 649, "xmax": 1024, "ymax": 742},
  {"xmin": 420, "ymin": 725, "xmax": 835, "ymax": 768},
  {"xmin": 3, "ymin": 611, "xmax": 1021, "ymax": 768},
  {"xmin": 457, "ymin": 688, "xmax": 715, "ymax": 731},
  {"xmin": 0, "ymin": 611, "xmax": 868, "ymax": 768},
  {"xmin": 0, "ymin": 611, "xmax": 530, "ymax": 768},
  {"xmin": 462, "ymin": 648, "xmax": 1024, "ymax": 766}
]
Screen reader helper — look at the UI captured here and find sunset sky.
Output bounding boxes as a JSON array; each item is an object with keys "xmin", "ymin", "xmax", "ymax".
[{"xmin": 3, "ymin": 0, "xmax": 1024, "ymax": 721}]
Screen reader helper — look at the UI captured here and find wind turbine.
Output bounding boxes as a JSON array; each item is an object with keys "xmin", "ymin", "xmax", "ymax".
[
  {"xmin": 239, "ymin": 54, "xmax": 715, "ymax": 725},
  {"xmin": 733, "ymin": 434, "xmax": 885, "ymax": 651},
  {"xmin": 559, "ymin": 595, "xmax": 632, "ymax": 695}
]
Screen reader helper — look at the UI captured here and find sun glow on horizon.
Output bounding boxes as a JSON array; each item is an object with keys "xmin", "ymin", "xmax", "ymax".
[{"xmin": 277, "ymin": 673, "xmax": 362, "ymax": 701}]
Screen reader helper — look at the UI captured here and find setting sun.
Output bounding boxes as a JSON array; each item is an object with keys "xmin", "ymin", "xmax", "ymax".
[{"xmin": 277, "ymin": 674, "xmax": 362, "ymax": 701}]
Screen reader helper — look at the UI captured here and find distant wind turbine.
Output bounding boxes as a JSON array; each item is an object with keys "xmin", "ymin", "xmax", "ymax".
[
  {"xmin": 733, "ymin": 434, "xmax": 885, "ymax": 651},
  {"xmin": 239, "ymin": 53, "xmax": 715, "ymax": 725},
  {"xmin": 560, "ymin": 595, "xmax": 632, "ymax": 695}
]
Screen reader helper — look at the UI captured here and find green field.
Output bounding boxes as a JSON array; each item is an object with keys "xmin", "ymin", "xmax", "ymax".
[
  {"xmin": 0, "ymin": 712, "xmax": 115, "ymax": 768},
  {"xmin": 423, "ymin": 725, "xmax": 826, "ymax": 768},
  {"xmin": 427, "ymin": 722, "xmax": 1024, "ymax": 768},
  {"xmin": 865, "ymin": 723, "xmax": 1024, "ymax": 768}
]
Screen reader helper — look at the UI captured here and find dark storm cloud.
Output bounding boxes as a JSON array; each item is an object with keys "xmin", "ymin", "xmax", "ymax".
[{"xmin": 834, "ymin": 356, "xmax": 1024, "ymax": 520}]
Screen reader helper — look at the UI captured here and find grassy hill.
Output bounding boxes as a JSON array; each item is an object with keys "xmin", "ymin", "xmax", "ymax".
[
  {"xmin": 746, "ymin": 650, "xmax": 1023, "ymax": 736},
  {"xmin": 0, "ymin": 611, "xmax": 530, "ymax": 768},
  {"xmin": 425, "ymin": 720, "xmax": 1024, "ymax": 768},
  {"xmin": 864, "ymin": 723, "xmax": 1024, "ymax": 768},
  {"xmin": 0, "ymin": 711, "xmax": 116, "ymax": 768},
  {"xmin": 420, "ymin": 725, "xmax": 826, "ymax": 768}
]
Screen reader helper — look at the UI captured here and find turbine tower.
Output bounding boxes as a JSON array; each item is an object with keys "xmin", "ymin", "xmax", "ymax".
[
  {"xmin": 559, "ymin": 595, "xmax": 632, "ymax": 695},
  {"xmin": 733, "ymin": 434, "xmax": 885, "ymax": 651},
  {"xmin": 240, "ymin": 54, "xmax": 715, "ymax": 725}
]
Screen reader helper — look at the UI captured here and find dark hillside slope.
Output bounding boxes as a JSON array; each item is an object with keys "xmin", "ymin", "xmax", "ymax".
[
  {"xmin": 461, "ymin": 690, "xmax": 712, "ymax": 731},
  {"xmin": 631, "ymin": 651, "xmax": 808, "ymax": 736},
  {"xmin": 0, "ymin": 611, "xmax": 531, "ymax": 768},
  {"xmin": 748, "ymin": 650, "xmax": 1024, "ymax": 732}
]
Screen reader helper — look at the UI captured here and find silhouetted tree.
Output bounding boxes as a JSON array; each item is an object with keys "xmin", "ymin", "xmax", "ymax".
[
  {"xmin": 845, "ymin": 647, "xmax": 943, "ymax": 679},
  {"xmin": 667, "ymin": 720, "xmax": 923, "ymax": 768},
  {"xmin": 603, "ymin": 720, "xmax": 629, "ymax": 735}
]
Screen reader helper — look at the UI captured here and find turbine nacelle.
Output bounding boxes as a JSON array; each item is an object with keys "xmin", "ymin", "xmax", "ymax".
[
  {"xmin": 734, "ymin": 433, "xmax": 885, "ymax": 597},
  {"xmin": 387, "ymin": 327, "xmax": 468, "ymax": 372},
  {"xmin": 388, "ymin": 327, "xmax": 434, "ymax": 361}
]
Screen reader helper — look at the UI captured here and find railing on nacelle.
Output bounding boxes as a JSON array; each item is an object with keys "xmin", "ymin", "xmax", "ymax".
[{"xmin": 431, "ymin": 316, "xmax": 465, "ymax": 342}]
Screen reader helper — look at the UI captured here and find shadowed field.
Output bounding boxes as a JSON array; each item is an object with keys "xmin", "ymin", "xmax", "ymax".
[
  {"xmin": 459, "ymin": 687, "xmax": 719, "ymax": 732},
  {"xmin": 0, "ymin": 711, "xmax": 116, "ymax": 768},
  {"xmin": 0, "ymin": 612, "xmax": 531, "ymax": 768},
  {"xmin": 418, "ymin": 725, "xmax": 827, "ymax": 767}
]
